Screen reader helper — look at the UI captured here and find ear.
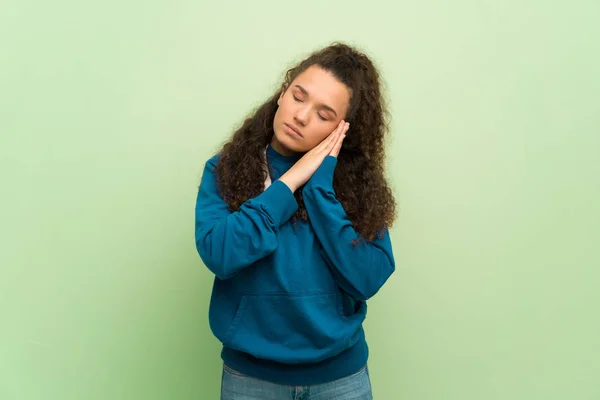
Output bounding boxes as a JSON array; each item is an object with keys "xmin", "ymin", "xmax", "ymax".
[{"xmin": 277, "ymin": 85, "xmax": 288, "ymax": 106}]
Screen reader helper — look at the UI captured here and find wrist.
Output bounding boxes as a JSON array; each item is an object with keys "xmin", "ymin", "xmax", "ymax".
[
  {"xmin": 305, "ymin": 156, "xmax": 337, "ymax": 188},
  {"xmin": 278, "ymin": 174, "xmax": 299, "ymax": 193}
]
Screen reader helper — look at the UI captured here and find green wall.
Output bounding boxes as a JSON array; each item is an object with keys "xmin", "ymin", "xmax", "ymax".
[{"xmin": 2, "ymin": 1, "xmax": 599, "ymax": 399}]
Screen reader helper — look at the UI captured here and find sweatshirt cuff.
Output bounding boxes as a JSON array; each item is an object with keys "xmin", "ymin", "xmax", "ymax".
[
  {"xmin": 306, "ymin": 155, "xmax": 337, "ymax": 189},
  {"xmin": 250, "ymin": 179, "xmax": 298, "ymax": 226}
]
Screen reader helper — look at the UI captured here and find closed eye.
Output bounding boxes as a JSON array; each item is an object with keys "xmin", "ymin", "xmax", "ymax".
[{"xmin": 294, "ymin": 96, "xmax": 329, "ymax": 121}]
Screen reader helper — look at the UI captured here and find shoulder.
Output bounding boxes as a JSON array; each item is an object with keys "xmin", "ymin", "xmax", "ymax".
[{"xmin": 203, "ymin": 153, "xmax": 223, "ymax": 171}]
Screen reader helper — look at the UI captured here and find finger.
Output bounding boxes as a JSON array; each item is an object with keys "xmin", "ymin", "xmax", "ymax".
[
  {"xmin": 330, "ymin": 123, "xmax": 349, "ymax": 157},
  {"xmin": 330, "ymin": 135, "xmax": 344, "ymax": 158},
  {"xmin": 335, "ymin": 119, "xmax": 346, "ymax": 133},
  {"xmin": 312, "ymin": 120, "xmax": 343, "ymax": 154},
  {"xmin": 324, "ymin": 120, "xmax": 346, "ymax": 153},
  {"xmin": 329, "ymin": 123, "xmax": 348, "ymax": 157}
]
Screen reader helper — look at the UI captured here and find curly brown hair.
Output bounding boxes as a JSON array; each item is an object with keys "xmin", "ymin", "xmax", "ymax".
[{"xmin": 212, "ymin": 42, "xmax": 397, "ymax": 242}]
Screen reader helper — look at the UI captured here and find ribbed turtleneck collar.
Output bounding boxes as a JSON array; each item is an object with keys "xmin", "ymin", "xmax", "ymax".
[{"xmin": 266, "ymin": 143, "xmax": 303, "ymax": 168}]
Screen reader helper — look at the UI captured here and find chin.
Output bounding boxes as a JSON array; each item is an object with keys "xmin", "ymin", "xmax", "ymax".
[{"xmin": 275, "ymin": 129, "xmax": 305, "ymax": 153}]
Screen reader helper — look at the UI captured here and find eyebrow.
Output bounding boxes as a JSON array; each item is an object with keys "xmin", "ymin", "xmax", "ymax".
[{"xmin": 293, "ymin": 85, "xmax": 338, "ymax": 117}]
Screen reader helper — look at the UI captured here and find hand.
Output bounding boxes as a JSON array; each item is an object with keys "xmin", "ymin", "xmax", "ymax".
[
  {"xmin": 328, "ymin": 120, "xmax": 349, "ymax": 158},
  {"xmin": 279, "ymin": 120, "xmax": 349, "ymax": 192}
]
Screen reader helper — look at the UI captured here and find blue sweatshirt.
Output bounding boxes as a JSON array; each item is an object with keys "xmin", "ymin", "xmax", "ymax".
[{"xmin": 194, "ymin": 144, "xmax": 395, "ymax": 385}]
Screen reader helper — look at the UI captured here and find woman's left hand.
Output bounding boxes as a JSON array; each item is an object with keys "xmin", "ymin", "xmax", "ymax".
[
  {"xmin": 329, "ymin": 121, "xmax": 348, "ymax": 158},
  {"xmin": 278, "ymin": 121, "xmax": 348, "ymax": 193}
]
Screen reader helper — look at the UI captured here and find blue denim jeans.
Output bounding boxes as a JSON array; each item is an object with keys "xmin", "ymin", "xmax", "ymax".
[{"xmin": 220, "ymin": 363, "xmax": 373, "ymax": 399}]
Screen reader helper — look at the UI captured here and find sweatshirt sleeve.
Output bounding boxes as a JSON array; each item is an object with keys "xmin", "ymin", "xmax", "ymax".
[
  {"xmin": 302, "ymin": 156, "xmax": 395, "ymax": 301},
  {"xmin": 195, "ymin": 155, "xmax": 298, "ymax": 280}
]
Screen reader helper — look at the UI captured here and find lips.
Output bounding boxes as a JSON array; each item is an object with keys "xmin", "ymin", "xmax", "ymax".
[{"xmin": 284, "ymin": 123, "xmax": 303, "ymax": 137}]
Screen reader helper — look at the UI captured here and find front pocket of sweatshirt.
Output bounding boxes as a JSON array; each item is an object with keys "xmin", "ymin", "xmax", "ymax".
[{"xmin": 222, "ymin": 291, "xmax": 365, "ymax": 364}]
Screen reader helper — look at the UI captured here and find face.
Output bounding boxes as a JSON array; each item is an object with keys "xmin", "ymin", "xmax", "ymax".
[{"xmin": 272, "ymin": 65, "xmax": 351, "ymax": 155}]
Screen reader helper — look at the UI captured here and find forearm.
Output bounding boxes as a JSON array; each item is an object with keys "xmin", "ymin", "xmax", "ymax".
[
  {"xmin": 302, "ymin": 156, "xmax": 395, "ymax": 300},
  {"xmin": 195, "ymin": 158, "xmax": 298, "ymax": 279}
]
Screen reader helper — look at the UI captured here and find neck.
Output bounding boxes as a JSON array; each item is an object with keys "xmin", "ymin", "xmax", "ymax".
[{"xmin": 270, "ymin": 136, "xmax": 299, "ymax": 157}]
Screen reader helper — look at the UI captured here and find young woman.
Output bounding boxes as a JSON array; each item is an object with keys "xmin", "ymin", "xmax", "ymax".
[{"xmin": 195, "ymin": 42, "xmax": 397, "ymax": 399}]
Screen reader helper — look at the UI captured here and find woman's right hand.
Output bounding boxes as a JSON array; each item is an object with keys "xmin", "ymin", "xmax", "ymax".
[{"xmin": 279, "ymin": 120, "xmax": 349, "ymax": 193}]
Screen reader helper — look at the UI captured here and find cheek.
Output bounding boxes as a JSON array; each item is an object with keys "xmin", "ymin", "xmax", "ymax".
[
  {"xmin": 275, "ymin": 97, "xmax": 292, "ymax": 117},
  {"xmin": 305, "ymin": 125, "xmax": 335, "ymax": 145}
]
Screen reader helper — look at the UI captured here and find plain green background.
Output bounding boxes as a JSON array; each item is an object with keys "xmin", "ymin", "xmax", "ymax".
[{"xmin": 2, "ymin": 1, "xmax": 599, "ymax": 399}]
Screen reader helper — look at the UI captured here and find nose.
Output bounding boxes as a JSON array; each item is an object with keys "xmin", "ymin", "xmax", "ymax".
[{"xmin": 294, "ymin": 104, "xmax": 310, "ymax": 126}]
